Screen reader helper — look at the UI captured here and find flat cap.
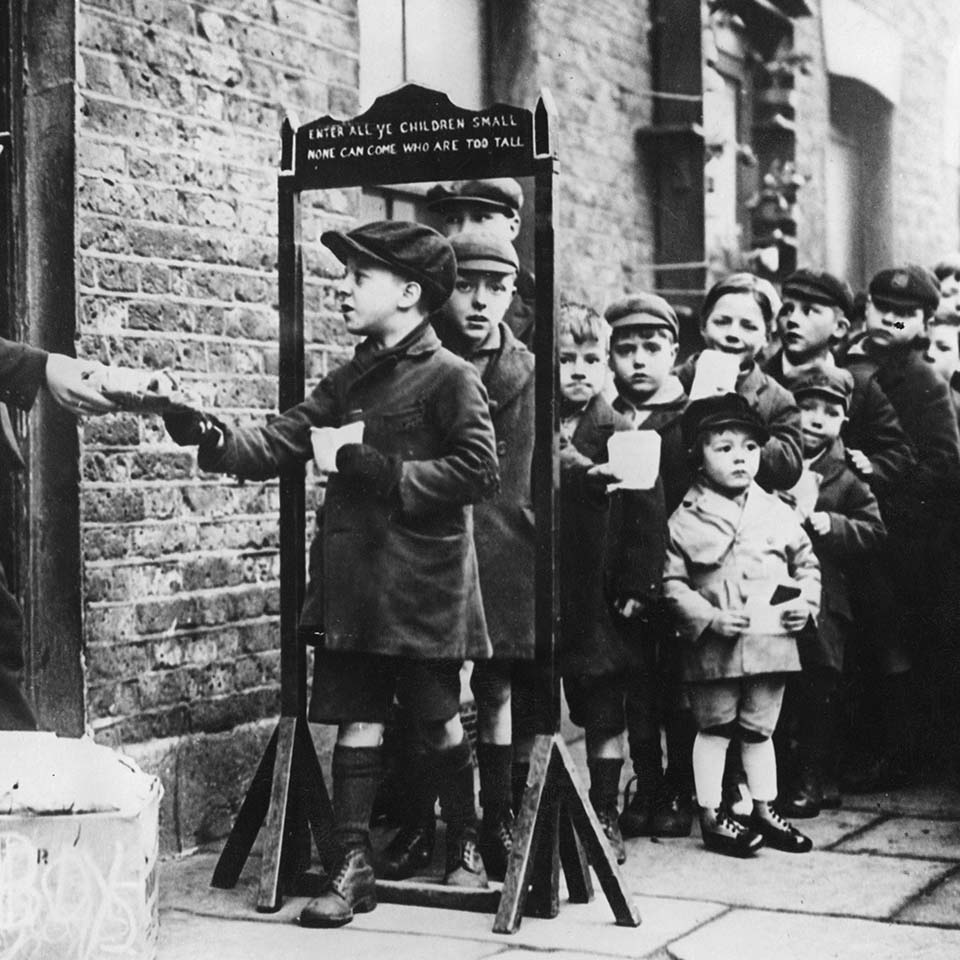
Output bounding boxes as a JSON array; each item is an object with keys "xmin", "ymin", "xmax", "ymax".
[
  {"xmin": 933, "ymin": 253, "xmax": 960, "ymax": 281},
  {"xmin": 426, "ymin": 178, "xmax": 524, "ymax": 215},
  {"xmin": 782, "ymin": 269, "xmax": 854, "ymax": 315},
  {"xmin": 786, "ymin": 364, "xmax": 855, "ymax": 410},
  {"xmin": 321, "ymin": 220, "xmax": 456, "ymax": 311},
  {"xmin": 604, "ymin": 293, "xmax": 679, "ymax": 339},
  {"xmin": 681, "ymin": 392, "xmax": 770, "ymax": 447},
  {"xmin": 869, "ymin": 265, "xmax": 940, "ymax": 315},
  {"xmin": 450, "ymin": 230, "xmax": 519, "ymax": 274}
]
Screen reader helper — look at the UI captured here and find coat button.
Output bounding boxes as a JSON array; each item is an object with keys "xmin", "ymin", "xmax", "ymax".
[{"xmin": 497, "ymin": 440, "xmax": 508, "ymax": 456}]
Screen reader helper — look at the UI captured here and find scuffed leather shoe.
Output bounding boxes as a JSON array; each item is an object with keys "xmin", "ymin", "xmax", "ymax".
[
  {"xmin": 299, "ymin": 845, "xmax": 376, "ymax": 928},
  {"xmin": 619, "ymin": 774, "xmax": 657, "ymax": 838},
  {"xmin": 445, "ymin": 828, "xmax": 489, "ymax": 888},
  {"xmin": 650, "ymin": 781, "xmax": 694, "ymax": 837},
  {"xmin": 751, "ymin": 805, "xmax": 813, "ymax": 853},
  {"xmin": 596, "ymin": 805, "xmax": 627, "ymax": 865},
  {"xmin": 700, "ymin": 808, "xmax": 764, "ymax": 858},
  {"xmin": 378, "ymin": 819, "xmax": 436, "ymax": 880},
  {"xmin": 478, "ymin": 812, "xmax": 514, "ymax": 881}
]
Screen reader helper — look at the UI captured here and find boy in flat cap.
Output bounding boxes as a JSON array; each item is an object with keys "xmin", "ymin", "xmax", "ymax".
[
  {"xmin": 557, "ymin": 302, "xmax": 667, "ymax": 863},
  {"xmin": 933, "ymin": 254, "xmax": 960, "ymax": 324},
  {"xmin": 776, "ymin": 366, "xmax": 886, "ymax": 817},
  {"xmin": 664, "ymin": 394, "xmax": 820, "ymax": 858},
  {"xmin": 764, "ymin": 268, "xmax": 914, "ymax": 498},
  {"xmin": 427, "ymin": 178, "xmax": 537, "ymax": 348},
  {"xmin": 605, "ymin": 293, "xmax": 697, "ymax": 839},
  {"xmin": 380, "ymin": 230, "xmax": 535, "ymax": 881},
  {"xmin": 164, "ymin": 221, "xmax": 500, "ymax": 925},
  {"xmin": 836, "ymin": 264, "xmax": 960, "ymax": 789}
]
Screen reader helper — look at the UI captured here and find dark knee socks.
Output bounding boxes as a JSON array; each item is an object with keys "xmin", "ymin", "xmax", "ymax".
[
  {"xmin": 588, "ymin": 758, "xmax": 623, "ymax": 813},
  {"xmin": 333, "ymin": 744, "xmax": 382, "ymax": 851},
  {"xmin": 477, "ymin": 742, "xmax": 513, "ymax": 820},
  {"xmin": 434, "ymin": 739, "xmax": 478, "ymax": 835}
]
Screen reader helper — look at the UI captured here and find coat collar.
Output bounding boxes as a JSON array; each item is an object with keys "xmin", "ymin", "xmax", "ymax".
[{"xmin": 807, "ymin": 437, "xmax": 847, "ymax": 485}]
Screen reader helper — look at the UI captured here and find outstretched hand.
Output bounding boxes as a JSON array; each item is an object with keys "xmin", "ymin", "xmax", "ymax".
[{"xmin": 44, "ymin": 355, "xmax": 119, "ymax": 416}]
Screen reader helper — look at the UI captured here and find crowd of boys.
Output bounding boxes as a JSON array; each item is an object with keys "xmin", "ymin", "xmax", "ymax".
[{"xmin": 158, "ymin": 177, "xmax": 960, "ymax": 927}]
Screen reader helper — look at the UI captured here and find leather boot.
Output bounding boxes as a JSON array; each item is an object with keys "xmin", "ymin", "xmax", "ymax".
[
  {"xmin": 589, "ymin": 758, "xmax": 626, "ymax": 864},
  {"xmin": 478, "ymin": 810, "xmax": 514, "ymax": 881},
  {"xmin": 379, "ymin": 815, "xmax": 436, "ymax": 880},
  {"xmin": 699, "ymin": 807, "xmax": 764, "ymax": 858},
  {"xmin": 649, "ymin": 771, "xmax": 694, "ymax": 837},
  {"xmin": 445, "ymin": 826, "xmax": 489, "ymax": 888},
  {"xmin": 619, "ymin": 742, "xmax": 661, "ymax": 838},
  {"xmin": 750, "ymin": 802, "xmax": 813, "ymax": 853},
  {"xmin": 777, "ymin": 760, "xmax": 823, "ymax": 819},
  {"xmin": 299, "ymin": 845, "xmax": 377, "ymax": 928}
]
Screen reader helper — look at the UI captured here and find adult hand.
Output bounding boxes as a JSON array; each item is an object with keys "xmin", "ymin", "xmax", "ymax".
[
  {"xmin": 585, "ymin": 462, "xmax": 622, "ymax": 491},
  {"xmin": 710, "ymin": 610, "xmax": 750, "ymax": 637},
  {"xmin": 846, "ymin": 448, "xmax": 874, "ymax": 476},
  {"xmin": 163, "ymin": 409, "xmax": 220, "ymax": 447},
  {"xmin": 780, "ymin": 603, "xmax": 810, "ymax": 633},
  {"xmin": 44, "ymin": 355, "xmax": 118, "ymax": 415},
  {"xmin": 807, "ymin": 511, "xmax": 832, "ymax": 537}
]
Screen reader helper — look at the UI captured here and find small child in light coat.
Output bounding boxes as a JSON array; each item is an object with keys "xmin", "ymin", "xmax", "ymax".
[{"xmin": 663, "ymin": 393, "xmax": 820, "ymax": 857}]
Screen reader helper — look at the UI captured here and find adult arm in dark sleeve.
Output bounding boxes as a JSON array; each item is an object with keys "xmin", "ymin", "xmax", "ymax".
[
  {"xmin": 0, "ymin": 338, "xmax": 48, "ymax": 411},
  {"xmin": 757, "ymin": 388, "xmax": 804, "ymax": 491},
  {"xmin": 814, "ymin": 478, "xmax": 887, "ymax": 558},
  {"xmin": 849, "ymin": 376, "xmax": 915, "ymax": 494}
]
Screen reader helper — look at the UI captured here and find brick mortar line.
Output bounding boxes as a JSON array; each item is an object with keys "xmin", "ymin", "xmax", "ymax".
[
  {"xmin": 85, "ymin": 546, "xmax": 279, "ymax": 568},
  {"xmin": 78, "ymin": 248, "xmax": 334, "ymax": 281},
  {"xmin": 79, "ymin": 288, "xmax": 341, "ymax": 311},
  {"xmin": 82, "ymin": 511, "xmax": 293, "ymax": 527},
  {"xmin": 89, "ymin": 684, "xmax": 280, "ymax": 728},
  {"xmin": 86, "ymin": 582, "xmax": 279, "ymax": 606},
  {"xmin": 85, "ymin": 614, "xmax": 279, "ymax": 645}
]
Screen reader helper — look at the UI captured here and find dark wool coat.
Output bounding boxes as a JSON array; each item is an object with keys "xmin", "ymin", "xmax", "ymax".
[
  {"xmin": 445, "ymin": 322, "xmax": 536, "ymax": 660},
  {"xmin": 202, "ymin": 321, "xmax": 499, "ymax": 660},
  {"xmin": 764, "ymin": 349, "xmax": 915, "ymax": 498},
  {"xmin": 797, "ymin": 440, "xmax": 887, "ymax": 672},
  {"xmin": 504, "ymin": 265, "xmax": 536, "ymax": 348},
  {"xmin": 838, "ymin": 335, "xmax": 960, "ymax": 525},
  {"xmin": 0, "ymin": 337, "xmax": 47, "ymax": 729},
  {"xmin": 675, "ymin": 354, "xmax": 803, "ymax": 492},
  {"xmin": 612, "ymin": 385, "xmax": 691, "ymax": 514},
  {"xmin": 559, "ymin": 395, "xmax": 668, "ymax": 678},
  {"xmin": 664, "ymin": 480, "xmax": 821, "ymax": 682}
]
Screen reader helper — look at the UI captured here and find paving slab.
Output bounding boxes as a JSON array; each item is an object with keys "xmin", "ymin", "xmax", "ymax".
[
  {"xmin": 158, "ymin": 910, "xmax": 505, "ymax": 960},
  {"xmin": 667, "ymin": 907, "xmax": 960, "ymax": 960},
  {"xmin": 619, "ymin": 839, "xmax": 952, "ymax": 918},
  {"xmin": 896, "ymin": 865, "xmax": 960, "ymax": 926},
  {"xmin": 844, "ymin": 783, "xmax": 960, "ymax": 820},
  {"xmin": 835, "ymin": 815, "xmax": 960, "ymax": 860},
  {"xmin": 776, "ymin": 807, "xmax": 881, "ymax": 850},
  {"xmin": 158, "ymin": 852, "xmax": 727, "ymax": 957}
]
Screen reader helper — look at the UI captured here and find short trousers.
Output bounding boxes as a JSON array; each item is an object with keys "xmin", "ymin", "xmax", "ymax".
[
  {"xmin": 308, "ymin": 650, "xmax": 462, "ymax": 725},
  {"xmin": 686, "ymin": 674, "xmax": 787, "ymax": 739},
  {"xmin": 470, "ymin": 657, "xmax": 554, "ymax": 734},
  {"xmin": 563, "ymin": 672, "xmax": 628, "ymax": 737}
]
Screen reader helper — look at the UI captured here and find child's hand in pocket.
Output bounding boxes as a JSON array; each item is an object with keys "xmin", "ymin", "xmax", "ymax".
[
  {"xmin": 806, "ymin": 511, "xmax": 831, "ymax": 537},
  {"xmin": 710, "ymin": 610, "xmax": 750, "ymax": 637},
  {"xmin": 780, "ymin": 602, "xmax": 810, "ymax": 633}
]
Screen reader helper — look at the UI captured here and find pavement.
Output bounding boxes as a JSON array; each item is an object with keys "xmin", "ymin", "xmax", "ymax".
[{"xmin": 158, "ymin": 739, "xmax": 960, "ymax": 960}]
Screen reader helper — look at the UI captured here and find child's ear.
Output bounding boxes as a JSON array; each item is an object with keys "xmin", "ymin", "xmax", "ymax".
[
  {"xmin": 833, "ymin": 309, "xmax": 851, "ymax": 340},
  {"xmin": 398, "ymin": 279, "xmax": 424, "ymax": 311}
]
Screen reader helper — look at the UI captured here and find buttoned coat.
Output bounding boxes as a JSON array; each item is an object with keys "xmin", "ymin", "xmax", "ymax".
[
  {"xmin": 442, "ymin": 322, "xmax": 536, "ymax": 659},
  {"xmin": 764, "ymin": 349, "xmax": 915, "ymax": 499},
  {"xmin": 797, "ymin": 440, "xmax": 886, "ymax": 671},
  {"xmin": 664, "ymin": 479, "xmax": 821, "ymax": 682},
  {"xmin": 203, "ymin": 321, "xmax": 499, "ymax": 661},
  {"xmin": 559, "ymin": 395, "xmax": 668, "ymax": 677},
  {"xmin": 676, "ymin": 354, "xmax": 803, "ymax": 492}
]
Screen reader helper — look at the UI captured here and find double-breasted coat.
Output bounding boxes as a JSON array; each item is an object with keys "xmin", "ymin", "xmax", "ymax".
[
  {"xmin": 438, "ymin": 321, "xmax": 536, "ymax": 659},
  {"xmin": 796, "ymin": 440, "xmax": 887, "ymax": 672},
  {"xmin": 676, "ymin": 354, "xmax": 803, "ymax": 492},
  {"xmin": 202, "ymin": 321, "xmax": 499, "ymax": 661},
  {"xmin": 559, "ymin": 394, "xmax": 668, "ymax": 677},
  {"xmin": 663, "ymin": 479, "xmax": 821, "ymax": 682}
]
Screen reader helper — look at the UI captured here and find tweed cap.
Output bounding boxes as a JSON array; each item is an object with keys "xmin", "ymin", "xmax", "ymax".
[
  {"xmin": 604, "ymin": 293, "xmax": 679, "ymax": 339},
  {"xmin": 786, "ymin": 365, "xmax": 855, "ymax": 410},
  {"xmin": 869, "ymin": 265, "xmax": 940, "ymax": 315},
  {"xmin": 321, "ymin": 220, "xmax": 456, "ymax": 311},
  {"xmin": 450, "ymin": 230, "xmax": 519, "ymax": 274},
  {"xmin": 426, "ymin": 178, "xmax": 524, "ymax": 215},
  {"xmin": 681, "ymin": 392, "xmax": 771, "ymax": 447},
  {"xmin": 782, "ymin": 269, "xmax": 854, "ymax": 315}
]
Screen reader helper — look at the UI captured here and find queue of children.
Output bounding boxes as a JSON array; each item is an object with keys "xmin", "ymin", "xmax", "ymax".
[{"xmin": 160, "ymin": 174, "xmax": 960, "ymax": 925}]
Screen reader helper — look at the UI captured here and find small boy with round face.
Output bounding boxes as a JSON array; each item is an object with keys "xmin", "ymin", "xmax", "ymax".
[
  {"xmin": 664, "ymin": 393, "xmax": 820, "ymax": 858},
  {"xmin": 765, "ymin": 268, "xmax": 914, "ymax": 494},
  {"xmin": 776, "ymin": 366, "xmax": 886, "ymax": 818},
  {"xmin": 933, "ymin": 254, "xmax": 960, "ymax": 323}
]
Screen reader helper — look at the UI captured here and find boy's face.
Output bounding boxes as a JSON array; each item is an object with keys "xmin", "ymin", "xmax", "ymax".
[
  {"xmin": 699, "ymin": 427, "xmax": 761, "ymax": 493},
  {"xmin": 336, "ymin": 255, "xmax": 415, "ymax": 340},
  {"xmin": 701, "ymin": 292, "xmax": 768, "ymax": 366},
  {"xmin": 939, "ymin": 273, "xmax": 960, "ymax": 321},
  {"xmin": 559, "ymin": 333, "xmax": 608, "ymax": 405},
  {"xmin": 440, "ymin": 202, "xmax": 520, "ymax": 243},
  {"xmin": 864, "ymin": 297, "xmax": 925, "ymax": 348},
  {"xmin": 609, "ymin": 327, "xmax": 678, "ymax": 403},
  {"xmin": 798, "ymin": 395, "xmax": 847, "ymax": 456},
  {"xmin": 777, "ymin": 296, "xmax": 847, "ymax": 362},
  {"xmin": 925, "ymin": 322, "xmax": 960, "ymax": 382},
  {"xmin": 439, "ymin": 268, "xmax": 516, "ymax": 352}
]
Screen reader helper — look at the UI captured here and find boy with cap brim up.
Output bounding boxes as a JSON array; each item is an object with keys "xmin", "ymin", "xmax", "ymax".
[
  {"xmin": 556, "ymin": 303, "xmax": 668, "ymax": 864},
  {"xmin": 379, "ymin": 230, "xmax": 536, "ymax": 882},
  {"xmin": 776, "ymin": 366, "xmax": 886, "ymax": 817},
  {"xmin": 427, "ymin": 178, "xmax": 537, "ymax": 348},
  {"xmin": 663, "ymin": 393, "xmax": 820, "ymax": 857},
  {"xmin": 605, "ymin": 293, "xmax": 697, "ymax": 839},
  {"xmin": 163, "ymin": 221, "xmax": 500, "ymax": 926},
  {"xmin": 837, "ymin": 265, "xmax": 960, "ymax": 789}
]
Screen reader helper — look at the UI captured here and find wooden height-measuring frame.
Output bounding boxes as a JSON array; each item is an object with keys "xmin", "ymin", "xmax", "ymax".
[{"xmin": 210, "ymin": 83, "xmax": 640, "ymax": 934}]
